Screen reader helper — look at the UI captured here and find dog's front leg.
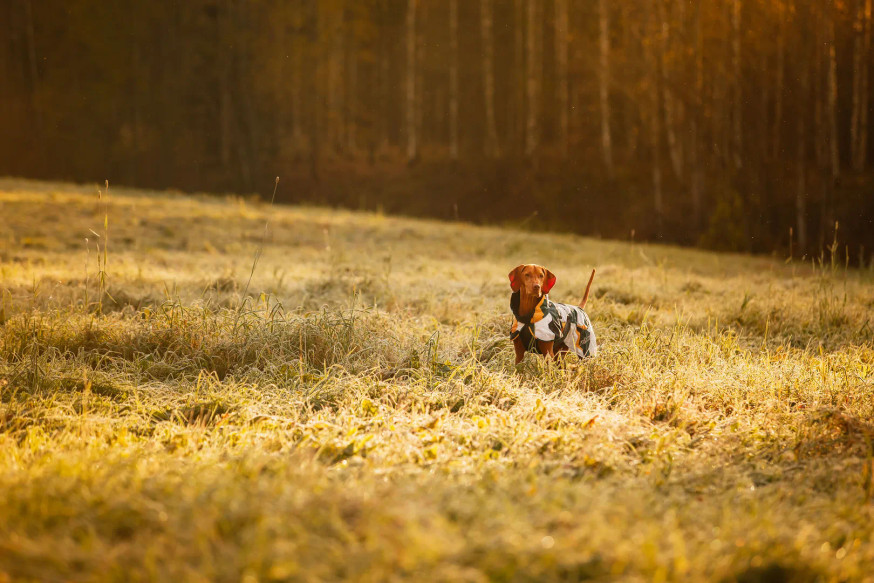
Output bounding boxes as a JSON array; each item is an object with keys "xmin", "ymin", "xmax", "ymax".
[{"xmin": 513, "ymin": 336, "xmax": 527, "ymax": 364}]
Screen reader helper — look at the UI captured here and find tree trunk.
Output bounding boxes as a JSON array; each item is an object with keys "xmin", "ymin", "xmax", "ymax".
[
  {"xmin": 863, "ymin": 0, "xmax": 872, "ymax": 167},
  {"xmin": 22, "ymin": 0, "xmax": 43, "ymax": 157},
  {"xmin": 773, "ymin": 4, "xmax": 785, "ymax": 159},
  {"xmin": 310, "ymin": 0, "xmax": 323, "ymax": 180},
  {"xmin": 347, "ymin": 9, "xmax": 357, "ymax": 155},
  {"xmin": 851, "ymin": 0, "xmax": 872, "ymax": 170},
  {"xmin": 514, "ymin": 0, "xmax": 525, "ymax": 150},
  {"xmin": 220, "ymin": 0, "xmax": 233, "ymax": 167},
  {"xmin": 525, "ymin": 0, "xmax": 540, "ymax": 157},
  {"xmin": 731, "ymin": 0, "xmax": 742, "ymax": 170},
  {"xmin": 621, "ymin": 2, "xmax": 639, "ymax": 155},
  {"xmin": 292, "ymin": 2, "xmax": 304, "ymax": 150},
  {"xmin": 796, "ymin": 67, "xmax": 809, "ymax": 252},
  {"xmin": 481, "ymin": 0, "xmax": 500, "ymax": 157},
  {"xmin": 405, "ymin": 0, "xmax": 417, "ymax": 163},
  {"xmin": 555, "ymin": 0, "xmax": 568, "ymax": 159},
  {"xmin": 651, "ymin": 92, "xmax": 663, "ymax": 239},
  {"xmin": 598, "ymin": 0, "xmax": 613, "ymax": 177},
  {"xmin": 814, "ymin": 7, "xmax": 826, "ymax": 169},
  {"xmin": 657, "ymin": 0, "xmax": 683, "ymax": 180},
  {"xmin": 415, "ymin": 2, "xmax": 424, "ymax": 151},
  {"xmin": 759, "ymin": 37, "xmax": 769, "ymax": 162},
  {"xmin": 328, "ymin": 2, "xmax": 345, "ymax": 154},
  {"xmin": 827, "ymin": 1, "xmax": 840, "ymax": 185},
  {"xmin": 379, "ymin": 0, "xmax": 390, "ymax": 151},
  {"xmin": 236, "ymin": 0, "xmax": 256, "ymax": 188},
  {"xmin": 449, "ymin": 0, "xmax": 459, "ymax": 160},
  {"xmin": 690, "ymin": 0, "xmax": 704, "ymax": 228},
  {"xmin": 130, "ymin": 21, "xmax": 141, "ymax": 183},
  {"xmin": 646, "ymin": 3, "xmax": 663, "ymax": 238},
  {"xmin": 852, "ymin": 0, "xmax": 864, "ymax": 169}
]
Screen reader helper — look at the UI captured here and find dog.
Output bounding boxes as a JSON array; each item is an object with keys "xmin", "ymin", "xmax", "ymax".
[{"xmin": 508, "ymin": 264, "xmax": 597, "ymax": 364}]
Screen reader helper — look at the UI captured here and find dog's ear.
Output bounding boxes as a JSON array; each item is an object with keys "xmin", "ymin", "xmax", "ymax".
[
  {"xmin": 508, "ymin": 265, "xmax": 524, "ymax": 292},
  {"xmin": 542, "ymin": 267, "xmax": 557, "ymax": 294}
]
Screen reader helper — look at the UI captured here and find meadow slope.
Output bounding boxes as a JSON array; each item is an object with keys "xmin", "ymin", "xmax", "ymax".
[{"xmin": 1, "ymin": 178, "xmax": 873, "ymax": 582}]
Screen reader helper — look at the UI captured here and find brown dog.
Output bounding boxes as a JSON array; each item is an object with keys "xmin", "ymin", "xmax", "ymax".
[{"xmin": 508, "ymin": 264, "xmax": 597, "ymax": 364}]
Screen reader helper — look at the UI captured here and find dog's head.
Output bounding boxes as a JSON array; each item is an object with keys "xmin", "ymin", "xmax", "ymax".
[{"xmin": 508, "ymin": 264, "xmax": 556, "ymax": 298}]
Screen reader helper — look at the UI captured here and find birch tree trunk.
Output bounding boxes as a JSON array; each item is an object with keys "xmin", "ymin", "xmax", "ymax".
[
  {"xmin": 555, "ymin": 0, "xmax": 568, "ymax": 159},
  {"xmin": 598, "ymin": 0, "xmax": 613, "ymax": 177},
  {"xmin": 525, "ymin": 0, "xmax": 540, "ymax": 157},
  {"xmin": 405, "ymin": 0, "xmax": 417, "ymax": 163},
  {"xmin": 449, "ymin": 0, "xmax": 459, "ymax": 160},
  {"xmin": 481, "ymin": 0, "xmax": 500, "ymax": 157}
]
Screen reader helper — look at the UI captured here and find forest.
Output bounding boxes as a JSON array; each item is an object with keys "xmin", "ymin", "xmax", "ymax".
[{"xmin": 1, "ymin": 0, "xmax": 873, "ymax": 256}]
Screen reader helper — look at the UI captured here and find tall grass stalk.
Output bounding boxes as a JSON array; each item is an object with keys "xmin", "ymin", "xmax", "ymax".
[
  {"xmin": 235, "ymin": 177, "xmax": 279, "ymax": 332},
  {"xmin": 83, "ymin": 236, "xmax": 90, "ymax": 310},
  {"xmin": 91, "ymin": 180, "xmax": 111, "ymax": 314}
]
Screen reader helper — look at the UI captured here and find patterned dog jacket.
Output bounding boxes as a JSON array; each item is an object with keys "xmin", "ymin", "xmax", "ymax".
[{"xmin": 509, "ymin": 291, "xmax": 597, "ymax": 358}]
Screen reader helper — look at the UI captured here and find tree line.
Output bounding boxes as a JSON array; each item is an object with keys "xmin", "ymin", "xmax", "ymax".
[{"xmin": 1, "ymin": 0, "xmax": 873, "ymax": 258}]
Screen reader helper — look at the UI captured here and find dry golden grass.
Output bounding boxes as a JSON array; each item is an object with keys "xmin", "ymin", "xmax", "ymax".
[{"xmin": 1, "ymin": 177, "xmax": 873, "ymax": 582}]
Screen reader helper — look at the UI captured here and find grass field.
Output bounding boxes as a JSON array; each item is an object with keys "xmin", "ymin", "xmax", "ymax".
[{"xmin": 1, "ymin": 177, "xmax": 873, "ymax": 582}]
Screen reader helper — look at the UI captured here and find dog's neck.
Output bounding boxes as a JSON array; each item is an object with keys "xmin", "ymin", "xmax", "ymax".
[{"xmin": 517, "ymin": 289, "xmax": 543, "ymax": 319}]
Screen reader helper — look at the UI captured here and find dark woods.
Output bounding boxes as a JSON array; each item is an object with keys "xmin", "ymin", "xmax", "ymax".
[{"xmin": 1, "ymin": 0, "xmax": 873, "ymax": 258}]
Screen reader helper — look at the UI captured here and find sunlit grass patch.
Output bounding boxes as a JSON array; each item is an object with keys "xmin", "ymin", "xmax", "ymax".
[{"xmin": 1, "ymin": 179, "xmax": 873, "ymax": 581}]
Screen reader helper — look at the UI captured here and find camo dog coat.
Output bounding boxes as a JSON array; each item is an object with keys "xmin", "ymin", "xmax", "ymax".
[{"xmin": 509, "ymin": 291, "xmax": 597, "ymax": 358}]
